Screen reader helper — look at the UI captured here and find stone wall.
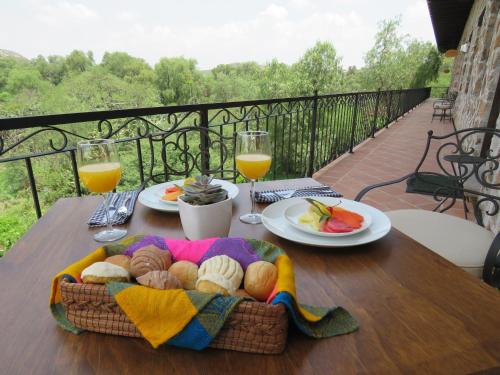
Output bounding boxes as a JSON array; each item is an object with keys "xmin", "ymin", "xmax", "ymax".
[{"xmin": 451, "ymin": 0, "xmax": 499, "ymax": 233}]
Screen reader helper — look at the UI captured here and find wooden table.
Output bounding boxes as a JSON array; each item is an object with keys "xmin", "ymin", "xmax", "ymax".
[{"xmin": 1, "ymin": 178, "xmax": 500, "ymax": 375}]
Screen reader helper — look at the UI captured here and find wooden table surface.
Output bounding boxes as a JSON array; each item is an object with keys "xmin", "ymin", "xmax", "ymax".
[{"xmin": 1, "ymin": 178, "xmax": 500, "ymax": 375}]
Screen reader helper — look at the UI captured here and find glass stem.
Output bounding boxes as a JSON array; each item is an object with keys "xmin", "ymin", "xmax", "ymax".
[
  {"xmin": 250, "ymin": 179, "xmax": 256, "ymax": 216},
  {"xmin": 104, "ymin": 193, "xmax": 113, "ymax": 231}
]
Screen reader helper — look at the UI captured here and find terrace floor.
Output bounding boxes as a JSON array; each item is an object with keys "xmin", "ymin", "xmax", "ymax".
[{"xmin": 314, "ymin": 99, "xmax": 466, "ymax": 219}]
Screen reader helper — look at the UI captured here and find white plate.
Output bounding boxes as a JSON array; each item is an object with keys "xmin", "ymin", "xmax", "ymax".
[
  {"xmin": 262, "ymin": 197, "xmax": 391, "ymax": 247},
  {"xmin": 284, "ymin": 199, "xmax": 372, "ymax": 237},
  {"xmin": 138, "ymin": 179, "xmax": 239, "ymax": 213}
]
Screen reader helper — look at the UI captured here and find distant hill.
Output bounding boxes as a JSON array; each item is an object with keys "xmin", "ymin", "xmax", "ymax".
[{"xmin": 0, "ymin": 49, "xmax": 27, "ymax": 60}]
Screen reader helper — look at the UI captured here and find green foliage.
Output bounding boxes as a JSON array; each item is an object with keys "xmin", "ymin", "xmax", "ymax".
[
  {"xmin": 155, "ymin": 57, "xmax": 202, "ymax": 104},
  {"xmin": 0, "ymin": 199, "xmax": 36, "ymax": 255},
  {"xmin": 362, "ymin": 17, "xmax": 442, "ymax": 90},
  {"xmin": 101, "ymin": 52, "xmax": 155, "ymax": 84},
  {"xmin": 293, "ymin": 41, "xmax": 343, "ymax": 94}
]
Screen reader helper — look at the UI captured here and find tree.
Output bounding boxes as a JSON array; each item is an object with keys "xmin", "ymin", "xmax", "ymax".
[
  {"xmin": 363, "ymin": 18, "xmax": 405, "ymax": 90},
  {"xmin": 293, "ymin": 41, "xmax": 343, "ymax": 95},
  {"xmin": 33, "ymin": 55, "xmax": 67, "ymax": 85},
  {"xmin": 101, "ymin": 52, "xmax": 155, "ymax": 84},
  {"xmin": 40, "ymin": 67, "xmax": 159, "ymax": 113},
  {"xmin": 155, "ymin": 57, "xmax": 202, "ymax": 104},
  {"xmin": 64, "ymin": 50, "xmax": 94, "ymax": 75},
  {"xmin": 260, "ymin": 59, "xmax": 293, "ymax": 98},
  {"xmin": 410, "ymin": 42, "xmax": 442, "ymax": 87},
  {"xmin": 362, "ymin": 18, "xmax": 441, "ymax": 90}
]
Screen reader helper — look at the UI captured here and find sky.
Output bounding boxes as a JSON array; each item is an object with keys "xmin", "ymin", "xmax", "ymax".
[{"xmin": 1, "ymin": 0, "xmax": 436, "ymax": 69}]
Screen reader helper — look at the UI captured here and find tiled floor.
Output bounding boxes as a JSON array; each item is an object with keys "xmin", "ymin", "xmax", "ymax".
[{"xmin": 314, "ymin": 99, "xmax": 467, "ymax": 219}]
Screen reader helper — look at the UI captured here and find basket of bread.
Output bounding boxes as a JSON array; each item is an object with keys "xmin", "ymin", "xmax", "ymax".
[{"xmin": 59, "ymin": 240, "xmax": 289, "ymax": 354}]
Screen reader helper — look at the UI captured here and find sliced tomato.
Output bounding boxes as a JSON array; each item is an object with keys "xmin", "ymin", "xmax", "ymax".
[
  {"xmin": 165, "ymin": 186, "xmax": 180, "ymax": 194},
  {"xmin": 331, "ymin": 207, "xmax": 363, "ymax": 229},
  {"xmin": 321, "ymin": 217, "xmax": 354, "ymax": 233}
]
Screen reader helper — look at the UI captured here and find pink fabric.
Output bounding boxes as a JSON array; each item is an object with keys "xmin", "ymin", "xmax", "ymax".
[{"xmin": 164, "ymin": 238, "xmax": 218, "ymax": 264}]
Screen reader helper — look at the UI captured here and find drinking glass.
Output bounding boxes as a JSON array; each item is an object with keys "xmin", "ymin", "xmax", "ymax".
[
  {"xmin": 77, "ymin": 139, "xmax": 127, "ymax": 242},
  {"xmin": 236, "ymin": 131, "xmax": 272, "ymax": 224}
]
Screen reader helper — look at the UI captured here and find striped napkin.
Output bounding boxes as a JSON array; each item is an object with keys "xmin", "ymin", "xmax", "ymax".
[
  {"xmin": 88, "ymin": 190, "xmax": 140, "ymax": 227},
  {"xmin": 254, "ymin": 185, "xmax": 342, "ymax": 203}
]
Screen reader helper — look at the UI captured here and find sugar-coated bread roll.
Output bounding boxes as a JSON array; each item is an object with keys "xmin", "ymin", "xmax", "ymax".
[
  {"xmin": 81, "ymin": 262, "xmax": 130, "ymax": 284},
  {"xmin": 244, "ymin": 261, "xmax": 278, "ymax": 301},
  {"xmin": 168, "ymin": 261, "xmax": 198, "ymax": 290},
  {"xmin": 136, "ymin": 270, "xmax": 182, "ymax": 290},
  {"xmin": 130, "ymin": 245, "xmax": 172, "ymax": 278},
  {"xmin": 196, "ymin": 280, "xmax": 230, "ymax": 296},
  {"xmin": 105, "ymin": 254, "xmax": 131, "ymax": 272},
  {"xmin": 198, "ymin": 255, "xmax": 243, "ymax": 294}
]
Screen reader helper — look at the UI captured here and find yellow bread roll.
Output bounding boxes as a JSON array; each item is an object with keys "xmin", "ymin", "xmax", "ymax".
[
  {"xmin": 196, "ymin": 280, "xmax": 230, "ymax": 296},
  {"xmin": 105, "ymin": 254, "xmax": 131, "ymax": 272},
  {"xmin": 136, "ymin": 270, "xmax": 182, "ymax": 290},
  {"xmin": 81, "ymin": 262, "xmax": 130, "ymax": 284},
  {"xmin": 198, "ymin": 255, "xmax": 243, "ymax": 294},
  {"xmin": 130, "ymin": 245, "xmax": 172, "ymax": 278},
  {"xmin": 168, "ymin": 261, "xmax": 198, "ymax": 290},
  {"xmin": 244, "ymin": 261, "xmax": 278, "ymax": 301}
]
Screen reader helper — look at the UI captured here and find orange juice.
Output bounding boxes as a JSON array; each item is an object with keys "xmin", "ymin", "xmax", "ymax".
[
  {"xmin": 236, "ymin": 154, "xmax": 272, "ymax": 180},
  {"xmin": 78, "ymin": 162, "xmax": 122, "ymax": 193}
]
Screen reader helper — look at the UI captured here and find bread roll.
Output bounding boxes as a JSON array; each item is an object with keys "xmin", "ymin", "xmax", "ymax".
[
  {"xmin": 136, "ymin": 270, "xmax": 182, "ymax": 290},
  {"xmin": 196, "ymin": 280, "xmax": 230, "ymax": 296},
  {"xmin": 130, "ymin": 245, "xmax": 172, "ymax": 278},
  {"xmin": 244, "ymin": 261, "xmax": 278, "ymax": 301},
  {"xmin": 81, "ymin": 262, "xmax": 130, "ymax": 284},
  {"xmin": 168, "ymin": 261, "xmax": 198, "ymax": 290},
  {"xmin": 105, "ymin": 254, "xmax": 131, "ymax": 272},
  {"xmin": 198, "ymin": 255, "xmax": 243, "ymax": 294}
]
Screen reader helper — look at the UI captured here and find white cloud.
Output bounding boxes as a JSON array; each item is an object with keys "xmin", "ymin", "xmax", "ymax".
[
  {"xmin": 35, "ymin": 1, "xmax": 98, "ymax": 25},
  {"xmin": 261, "ymin": 4, "xmax": 289, "ymax": 19},
  {"xmin": 401, "ymin": 0, "xmax": 435, "ymax": 42},
  {"xmin": 288, "ymin": 0, "xmax": 312, "ymax": 9}
]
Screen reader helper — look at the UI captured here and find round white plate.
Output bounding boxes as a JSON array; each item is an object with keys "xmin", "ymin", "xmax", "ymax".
[
  {"xmin": 284, "ymin": 199, "xmax": 372, "ymax": 237},
  {"xmin": 138, "ymin": 179, "xmax": 239, "ymax": 213},
  {"xmin": 262, "ymin": 197, "xmax": 391, "ymax": 247}
]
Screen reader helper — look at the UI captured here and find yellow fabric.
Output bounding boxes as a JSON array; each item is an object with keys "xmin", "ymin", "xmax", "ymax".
[
  {"xmin": 50, "ymin": 247, "xmax": 107, "ymax": 305},
  {"xmin": 274, "ymin": 254, "xmax": 322, "ymax": 322},
  {"xmin": 114, "ymin": 286, "xmax": 197, "ymax": 348}
]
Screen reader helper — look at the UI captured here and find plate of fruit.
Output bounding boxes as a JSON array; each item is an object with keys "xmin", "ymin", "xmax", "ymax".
[
  {"xmin": 261, "ymin": 196, "xmax": 391, "ymax": 247},
  {"xmin": 284, "ymin": 198, "xmax": 372, "ymax": 237},
  {"xmin": 138, "ymin": 178, "xmax": 239, "ymax": 213},
  {"xmin": 159, "ymin": 178, "xmax": 195, "ymax": 205}
]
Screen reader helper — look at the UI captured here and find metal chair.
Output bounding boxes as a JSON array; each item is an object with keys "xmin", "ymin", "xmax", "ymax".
[
  {"xmin": 432, "ymin": 92, "xmax": 457, "ymax": 122},
  {"xmin": 355, "ymin": 128, "xmax": 500, "ymax": 285}
]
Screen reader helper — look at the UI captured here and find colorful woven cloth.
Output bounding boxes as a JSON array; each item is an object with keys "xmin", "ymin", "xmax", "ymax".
[{"xmin": 51, "ymin": 235, "xmax": 358, "ymax": 350}]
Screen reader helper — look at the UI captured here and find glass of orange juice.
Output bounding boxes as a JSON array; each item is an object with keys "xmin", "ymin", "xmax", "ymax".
[
  {"xmin": 236, "ymin": 131, "xmax": 272, "ymax": 224},
  {"xmin": 77, "ymin": 139, "xmax": 127, "ymax": 242}
]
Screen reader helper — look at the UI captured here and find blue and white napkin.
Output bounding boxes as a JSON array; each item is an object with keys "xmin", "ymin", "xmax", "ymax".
[
  {"xmin": 254, "ymin": 185, "xmax": 342, "ymax": 203},
  {"xmin": 88, "ymin": 190, "xmax": 140, "ymax": 227}
]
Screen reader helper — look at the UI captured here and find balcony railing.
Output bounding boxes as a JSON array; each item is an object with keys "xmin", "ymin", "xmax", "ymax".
[{"xmin": 0, "ymin": 87, "xmax": 431, "ymax": 218}]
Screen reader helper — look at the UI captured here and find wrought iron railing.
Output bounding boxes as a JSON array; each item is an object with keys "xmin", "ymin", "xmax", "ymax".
[{"xmin": 0, "ymin": 87, "xmax": 430, "ymax": 218}]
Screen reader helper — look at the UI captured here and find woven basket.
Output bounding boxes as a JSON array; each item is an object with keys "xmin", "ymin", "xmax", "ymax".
[{"xmin": 60, "ymin": 281, "xmax": 288, "ymax": 354}]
